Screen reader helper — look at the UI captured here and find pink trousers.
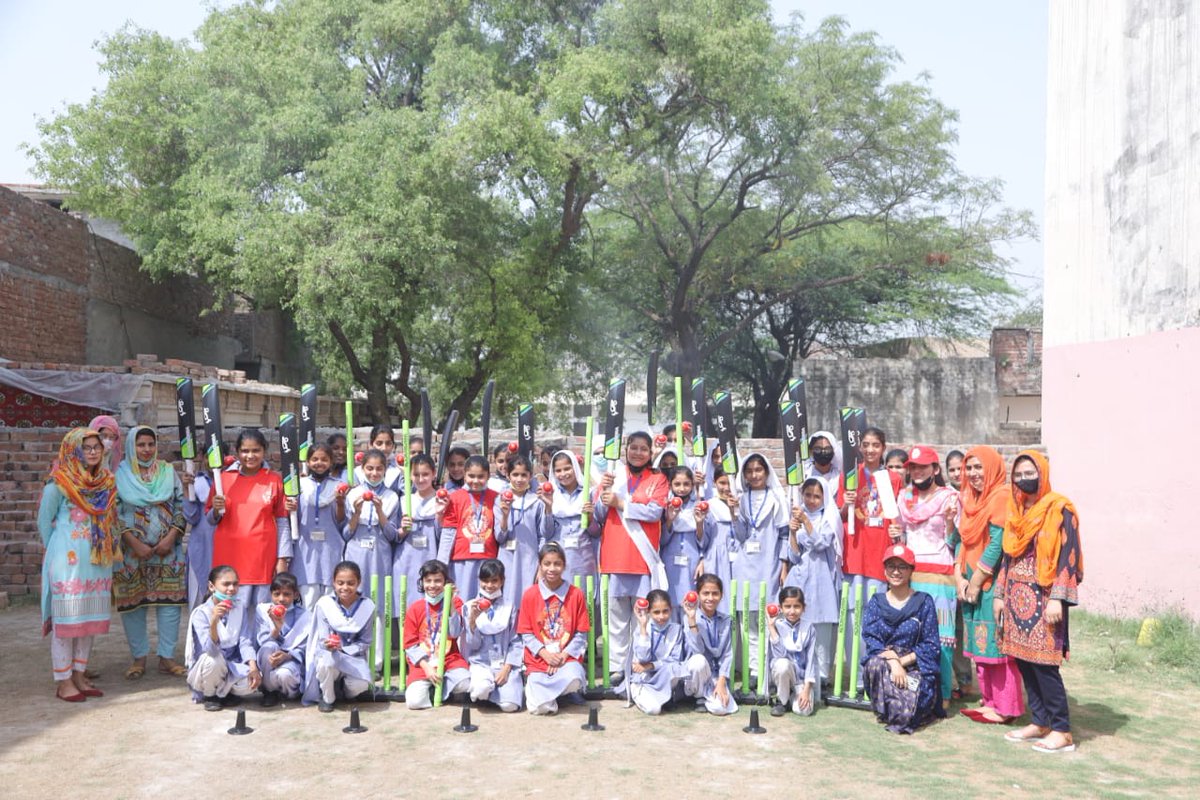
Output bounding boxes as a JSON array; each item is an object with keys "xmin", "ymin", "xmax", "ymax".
[{"xmin": 977, "ymin": 658, "xmax": 1025, "ymax": 718}]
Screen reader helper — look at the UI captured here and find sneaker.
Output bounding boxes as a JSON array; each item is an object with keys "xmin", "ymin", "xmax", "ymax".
[
  {"xmin": 770, "ymin": 703, "xmax": 787, "ymax": 717},
  {"xmin": 564, "ymin": 691, "xmax": 587, "ymax": 705},
  {"xmin": 318, "ymin": 700, "xmax": 335, "ymax": 713},
  {"xmin": 203, "ymin": 696, "xmax": 222, "ymax": 712}
]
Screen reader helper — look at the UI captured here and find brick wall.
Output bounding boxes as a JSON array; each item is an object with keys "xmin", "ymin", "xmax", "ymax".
[{"xmin": 992, "ymin": 328, "xmax": 1043, "ymax": 396}]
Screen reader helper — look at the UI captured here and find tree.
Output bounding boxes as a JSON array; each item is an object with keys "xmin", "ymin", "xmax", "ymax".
[{"xmin": 29, "ymin": 0, "xmax": 592, "ymax": 424}]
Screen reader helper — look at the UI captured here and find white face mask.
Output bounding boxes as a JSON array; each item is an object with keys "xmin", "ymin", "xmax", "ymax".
[{"xmin": 479, "ymin": 587, "xmax": 503, "ymax": 600}]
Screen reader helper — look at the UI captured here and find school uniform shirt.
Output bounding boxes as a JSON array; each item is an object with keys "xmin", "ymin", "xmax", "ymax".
[
  {"xmin": 254, "ymin": 601, "xmax": 311, "ymax": 668},
  {"xmin": 660, "ymin": 496, "xmax": 707, "ymax": 607},
  {"xmin": 770, "ymin": 617, "xmax": 820, "ymax": 683},
  {"xmin": 460, "ymin": 599, "xmax": 524, "ymax": 671},
  {"xmin": 837, "ymin": 467, "xmax": 903, "ymax": 582},
  {"xmin": 207, "ymin": 469, "xmax": 289, "ymax": 586},
  {"xmin": 393, "ymin": 491, "xmax": 442, "ymax": 607},
  {"xmin": 544, "ymin": 450, "xmax": 599, "ymax": 586},
  {"xmin": 404, "ymin": 595, "xmax": 467, "ymax": 683},
  {"xmin": 292, "ymin": 473, "xmax": 344, "ymax": 589},
  {"xmin": 438, "ymin": 488, "xmax": 500, "ymax": 563},
  {"xmin": 354, "ymin": 463, "xmax": 404, "ymax": 495},
  {"xmin": 341, "ymin": 484, "xmax": 399, "ymax": 590},
  {"xmin": 302, "ymin": 593, "xmax": 376, "ymax": 705},
  {"xmin": 496, "ymin": 491, "xmax": 544, "ymax": 603},
  {"xmin": 731, "ymin": 452, "xmax": 790, "ymax": 598},
  {"xmin": 783, "ymin": 497, "xmax": 844, "ymax": 625},
  {"xmin": 685, "ymin": 610, "xmax": 734, "ymax": 677},
  {"xmin": 517, "ymin": 580, "xmax": 589, "ymax": 674}
]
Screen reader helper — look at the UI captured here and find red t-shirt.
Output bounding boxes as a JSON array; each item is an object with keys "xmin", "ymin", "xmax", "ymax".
[
  {"xmin": 209, "ymin": 469, "xmax": 287, "ymax": 585},
  {"xmin": 597, "ymin": 470, "xmax": 669, "ymax": 574},
  {"xmin": 403, "ymin": 596, "xmax": 467, "ymax": 683},
  {"xmin": 441, "ymin": 488, "xmax": 500, "ymax": 561},
  {"xmin": 516, "ymin": 582, "xmax": 590, "ymax": 674},
  {"xmin": 837, "ymin": 466, "xmax": 902, "ymax": 582}
]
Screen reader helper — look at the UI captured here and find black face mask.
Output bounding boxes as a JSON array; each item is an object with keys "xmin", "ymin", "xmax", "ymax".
[
  {"xmin": 812, "ymin": 449, "xmax": 834, "ymax": 466},
  {"xmin": 1015, "ymin": 477, "xmax": 1039, "ymax": 495},
  {"xmin": 912, "ymin": 475, "xmax": 934, "ymax": 491}
]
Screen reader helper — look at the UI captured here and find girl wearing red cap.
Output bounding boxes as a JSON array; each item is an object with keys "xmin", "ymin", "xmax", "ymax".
[
  {"xmin": 861, "ymin": 545, "xmax": 943, "ymax": 733},
  {"xmin": 897, "ymin": 445, "xmax": 958, "ymax": 706}
]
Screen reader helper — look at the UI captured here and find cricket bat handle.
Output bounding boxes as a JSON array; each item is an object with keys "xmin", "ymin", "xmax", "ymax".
[
  {"xmin": 289, "ymin": 509, "xmax": 299, "ymax": 541},
  {"xmin": 184, "ymin": 460, "xmax": 196, "ymax": 501}
]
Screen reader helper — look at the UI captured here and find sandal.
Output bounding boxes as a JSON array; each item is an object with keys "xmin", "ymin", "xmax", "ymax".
[
  {"xmin": 1005, "ymin": 725, "xmax": 1050, "ymax": 743},
  {"xmin": 158, "ymin": 660, "xmax": 187, "ymax": 677},
  {"xmin": 125, "ymin": 663, "xmax": 146, "ymax": 681},
  {"xmin": 1032, "ymin": 732, "xmax": 1076, "ymax": 753}
]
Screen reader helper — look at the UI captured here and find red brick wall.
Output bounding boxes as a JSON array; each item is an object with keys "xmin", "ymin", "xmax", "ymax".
[
  {"xmin": 0, "ymin": 186, "xmax": 89, "ymax": 361},
  {"xmin": 992, "ymin": 328, "xmax": 1043, "ymax": 396},
  {"xmin": 0, "ymin": 427, "xmax": 61, "ymax": 599}
]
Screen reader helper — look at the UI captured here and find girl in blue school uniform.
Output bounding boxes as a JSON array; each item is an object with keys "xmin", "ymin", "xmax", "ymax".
[
  {"xmin": 659, "ymin": 466, "xmax": 710, "ymax": 623},
  {"xmin": 731, "ymin": 452, "xmax": 790, "ymax": 678},
  {"xmin": 353, "ymin": 425, "xmax": 404, "ymax": 495},
  {"xmin": 783, "ymin": 477, "xmax": 843, "ymax": 682},
  {"xmin": 460, "ymin": 558, "xmax": 524, "ymax": 712},
  {"xmin": 767, "ymin": 586, "xmax": 820, "ymax": 717},
  {"xmin": 682, "ymin": 573, "xmax": 737, "ymax": 716},
  {"xmin": 393, "ymin": 453, "xmax": 442, "ymax": 609},
  {"xmin": 342, "ymin": 449, "xmax": 398, "ymax": 667},
  {"xmin": 292, "ymin": 444, "xmax": 346, "ymax": 610},
  {"xmin": 495, "ymin": 454, "xmax": 544, "ymax": 605},
  {"xmin": 628, "ymin": 589, "xmax": 688, "ymax": 715},
  {"xmin": 544, "ymin": 450, "xmax": 599, "ymax": 599}
]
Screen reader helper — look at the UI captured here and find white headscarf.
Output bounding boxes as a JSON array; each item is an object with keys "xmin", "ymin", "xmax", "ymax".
[{"xmin": 737, "ymin": 451, "xmax": 790, "ymax": 531}]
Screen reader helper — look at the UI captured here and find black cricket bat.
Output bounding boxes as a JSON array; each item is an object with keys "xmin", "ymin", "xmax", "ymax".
[
  {"xmin": 279, "ymin": 412, "xmax": 300, "ymax": 540},
  {"xmin": 480, "ymin": 379, "xmax": 495, "ymax": 455},
  {"xmin": 712, "ymin": 390, "xmax": 738, "ymax": 476},
  {"xmin": 201, "ymin": 383, "xmax": 225, "ymax": 497},
  {"xmin": 517, "ymin": 403, "xmax": 535, "ymax": 460},
  {"xmin": 175, "ymin": 377, "xmax": 198, "ymax": 500},
  {"xmin": 435, "ymin": 410, "xmax": 459, "ymax": 487},
  {"xmin": 602, "ymin": 379, "xmax": 626, "ymax": 466}
]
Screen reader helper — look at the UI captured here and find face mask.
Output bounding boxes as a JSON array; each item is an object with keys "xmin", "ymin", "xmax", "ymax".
[
  {"xmin": 911, "ymin": 475, "xmax": 934, "ymax": 491},
  {"xmin": 1015, "ymin": 477, "xmax": 1039, "ymax": 495},
  {"xmin": 479, "ymin": 587, "xmax": 503, "ymax": 600},
  {"xmin": 425, "ymin": 590, "xmax": 444, "ymax": 604},
  {"xmin": 213, "ymin": 590, "xmax": 236, "ymax": 603},
  {"xmin": 310, "ymin": 466, "xmax": 329, "ymax": 480},
  {"xmin": 812, "ymin": 450, "xmax": 834, "ymax": 466}
]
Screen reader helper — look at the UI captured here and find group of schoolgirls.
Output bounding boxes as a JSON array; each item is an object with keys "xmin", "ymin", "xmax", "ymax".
[{"xmin": 184, "ymin": 420, "xmax": 936, "ymax": 720}]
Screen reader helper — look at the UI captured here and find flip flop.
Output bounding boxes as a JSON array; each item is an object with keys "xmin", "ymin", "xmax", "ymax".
[
  {"xmin": 57, "ymin": 691, "xmax": 86, "ymax": 703},
  {"xmin": 158, "ymin": 662, "xmax": 187, "ymax": 677},
  {"xmin": 125, "ymin": 664, "xmax": 146, "ymax": 680},
  {"xmin": 1032, "ymin": 740, "xmax": 1077, "ymax": 753},
  {"xmin": 962, "ymin": 709, "xmax": 1009, "ymax": 725}
]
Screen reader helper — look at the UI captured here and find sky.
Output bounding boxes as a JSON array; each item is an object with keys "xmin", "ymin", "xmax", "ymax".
[{"xmin": 0, "ymin": 0, "xmax": 1046, "ymax": 298}]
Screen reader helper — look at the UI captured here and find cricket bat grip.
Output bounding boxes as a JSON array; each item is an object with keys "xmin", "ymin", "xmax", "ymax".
[
  {"xmin": 212, "ymin": 468, "xmax": 224, "ymax": 498},
  {"xmin": 184, "ymin": 460, "xmax": 195, "ymax": 501},
  {"xmin": 289, "ymin": 509, "xmax": 299, "ymax": 541}
]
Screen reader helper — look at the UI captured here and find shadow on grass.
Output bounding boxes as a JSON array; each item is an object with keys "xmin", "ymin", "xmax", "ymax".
[{"xmin": 1071, "ymin": 699, "xmax": 1130, "ymax": 741}]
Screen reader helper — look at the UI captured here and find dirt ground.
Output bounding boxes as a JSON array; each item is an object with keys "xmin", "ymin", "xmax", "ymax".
[{"xmin": 0, "ymin": 603, "xmax": 1196, "ymax": 799}]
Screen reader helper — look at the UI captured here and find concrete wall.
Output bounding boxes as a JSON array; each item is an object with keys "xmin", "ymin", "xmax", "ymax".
[
  {"xmin": 1044, "ymin": 0, "xmax": 1200, "ymax": 616},
  {"xmin": 798, "ymin": 358, "xmax": 999, "ymax": 446}
]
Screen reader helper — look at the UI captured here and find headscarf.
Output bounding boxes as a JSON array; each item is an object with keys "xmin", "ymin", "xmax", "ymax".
[
  {"xmin": 956, "ymin": 446, "xmax": 1008, "ymax": 588},
  {"xmin": 88, "ymin": 414, "xmax": 123, "ymax": 472},
  {"xmin": 799, "ymin": 475, "xmax": 844, "ymax": 561},
  {"xmin": 737, "ymin": 451, "xmax": 789, "ymax": 531},
  {"xmin": 115, "ymin": 425, "xmax": 178, "ymax": 507},
  {"xmin": 48, "ymin": 428, "xmax": 120, "ymax": 566},
  {"xmin": 1002, "ymin": 450, "xmax": 1082, "ymax": 588},
  {"xmin": 549, "ymin": 449, "xmax": 585, "ymax": 518}
]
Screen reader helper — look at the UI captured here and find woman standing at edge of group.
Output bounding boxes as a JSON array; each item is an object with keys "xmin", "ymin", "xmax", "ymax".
[
  {"xmin": 114, "ymin": 426, "xmax": 188, "ymax": 679},
  {"xmin": 88, "ymin": 414, "xmax": 123, "ymax": 474},
  {"xmin": 956, "ymin": 446, "xmax": 1024, "ymax": 724},
  {"xmin": 995, "ymin": 450, "xmax": 1083, "ymax": 753},
  {"xmin": 38, "ymin": 428, "xmax": 121, "ymax": 701}
]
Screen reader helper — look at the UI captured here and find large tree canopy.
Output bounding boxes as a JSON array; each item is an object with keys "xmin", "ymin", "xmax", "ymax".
[{"xmin": 30, "ymin": 0, "xmax": 1031, "ymax": 430}]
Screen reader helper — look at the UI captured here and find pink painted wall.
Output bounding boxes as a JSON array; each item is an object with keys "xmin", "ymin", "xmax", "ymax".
[{"xmin": 1043, "ymin": 327, "xmax": 1200, "ymax": 617}]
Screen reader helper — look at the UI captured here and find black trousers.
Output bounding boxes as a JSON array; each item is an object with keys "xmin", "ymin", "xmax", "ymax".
[{"xmin": 1016, "ymin": 659, "xmax": 1070, "ymax": 731}]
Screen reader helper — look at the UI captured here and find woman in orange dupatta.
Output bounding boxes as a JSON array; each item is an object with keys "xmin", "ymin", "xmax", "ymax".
[
  {"xmin": 956, "ymin": 446, "xmax": 1024, "ymax": 724},
  {"xmin": 993, "ymin": 450, "xmax": 1082, "ymax": 753}
]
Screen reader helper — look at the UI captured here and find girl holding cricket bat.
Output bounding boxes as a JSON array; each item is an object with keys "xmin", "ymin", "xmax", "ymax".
[
  {"xmin": 292, "ymin": 443, "xmax": 345, "ymax": 610},
  {"xmin": 403, "ymin": 559, "xmax": 469, "ymax": 709},
  {"xmin": 517, "ymin": 543, "xmax": 589, "ymax": 715},
  {"xmin": 394, "ymin": 453, "xmax": 442, "ymax": 606},
  {"xmin": 302, "ymin": 560, "xmax": 375, "ymax": 712},
  {"xmin": 207, "ymin": 430, "xmax": 295, "ymax": 622}
]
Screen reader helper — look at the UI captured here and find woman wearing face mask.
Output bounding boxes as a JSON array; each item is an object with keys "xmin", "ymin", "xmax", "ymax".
[
  {"xmin": 803, "ymin": 431, "xmax": 842, "ymax": 499},
  {"xmin": 593, "ymin": 432, "xmax": 670, "ymax": 688},
  {"xmin": 88, "ymin": 415, "xmax": 123, "ymax": 474},
  {"xmin": 896, "ymin": 446, "xmax": 959, "ymax": 707},
  {"xmin": 994, "ymin": 451, "xmax": 1082, "ymax": 753}
]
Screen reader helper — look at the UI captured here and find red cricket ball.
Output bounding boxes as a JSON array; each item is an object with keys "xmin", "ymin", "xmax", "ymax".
[
  {"xmin": 670, "ymin": 496, "xmax": 683, "ymax": 509},
  {"xmin": 654, "ymin": 434, "xmax": 667, "ymax": 446},
  {"xmin": 476, "ymin": 598, "xmax": 492, "ymax": 612},
  {"xmin": 766, "ymin": 603, "xmax": 780, "ymax": 617},
  {"xmin": 682, "ymin": 421, "xmax": 692, "ymax": 433},
  {"xmin": 697, "ymin": 500, "xmax": 709, "ymax": 512},
  {"xmin": 436, "ymin": 488, "xmax": 450, "ymax": 500},
  {"xmin": 337, "ymin": 482, "xmax": 349, "ymax": 495},
  {"xmin": 223, "ymin": 455, "xmax": 235, "ymax": 467},
  {"xmin": 507, "ymin": 441, "xmax": 519, "ymax": 453},
  {"xmin": 636, "ymin": 597, "xmax": 649, "ymax": 610},
  {"xmin": 395, "ymin": 453, "xmax": 405, "ymax": 466},
  {"xmin": 502, "ymin": 489, "xmax": 514, "ymax": 501},
  {"xmin": 271, "ymin": 604, "xmax": 286, "ymax": 618},
  {"xmin": 219, "ymin": 599, "xmax": 233, "ymax": 610},
  {"xmin": 685, "ymin": 591, "xmax": 698, "ymax": 604},
  {"xmin": 354, "ymin": 452, "xmax": 364, "ymax": 464},
  {"xmin": 541, "ymin": 481, "xmax": 553, "ymax": 494},
  {"xmin": 362, "ymin": 490, "xmax": 375, "ymax": 501}
]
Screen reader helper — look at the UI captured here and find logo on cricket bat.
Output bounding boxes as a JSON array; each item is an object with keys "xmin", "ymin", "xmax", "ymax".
[
  {"xmin": 522, "ymin": 425, "xmax": 530, "ymax": 439},
  {"xmin": 784, "ymin": 423, "xmax": 796, "ymax": 443},
  {"xmin": 301, "ymin": 406, "xmax": 310, "ymax": 422},
  {"xmin": 281, "ymin": 433, "xmax": 291, "ymax": 451},
  {"xmin": 202, "ymin": 408, "xmax": 212, "ymax": 424}
]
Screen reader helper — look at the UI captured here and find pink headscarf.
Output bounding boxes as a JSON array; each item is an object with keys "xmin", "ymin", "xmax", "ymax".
[{"xmin": 87, "ymin": 414, "xmax": 123, "ymax": 472}]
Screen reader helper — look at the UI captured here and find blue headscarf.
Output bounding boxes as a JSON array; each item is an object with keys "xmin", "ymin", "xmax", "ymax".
[{"xmin": 115, "ymin": 426, "xmax": 177, "ymax": 506}]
